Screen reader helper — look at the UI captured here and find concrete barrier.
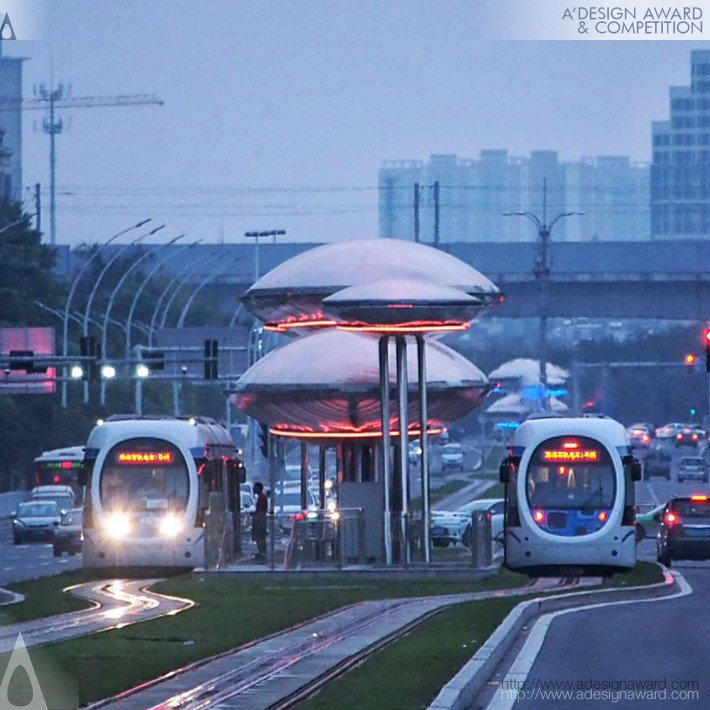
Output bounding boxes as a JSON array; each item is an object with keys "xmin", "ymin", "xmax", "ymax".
[
  {"xmin": 429, "ymin": 569, "xmax": 678, "ymax": 709},
  {"xmin": 0, "ymin": 491, "xmax": 29, "ymax": 518}
]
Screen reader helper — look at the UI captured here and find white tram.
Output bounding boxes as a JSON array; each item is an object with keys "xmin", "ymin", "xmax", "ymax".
[
  {"xmin": 500, "ymin": 415, "xmax": 641, "ymax": 575},
  {"xmin": 81, "ymin": 415, "xmax": 244, "ymax": 570}
]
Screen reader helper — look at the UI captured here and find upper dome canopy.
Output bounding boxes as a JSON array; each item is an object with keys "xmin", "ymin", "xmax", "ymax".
[{"xmin": 242, "ymin": 238, "xmax": 501, "ymax": 329}]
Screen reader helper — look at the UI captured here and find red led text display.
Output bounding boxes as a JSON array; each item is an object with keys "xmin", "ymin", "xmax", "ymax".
[
  {"xmin": 543, "ymin": 450, "xmax": 599, "ymax": 463},
  {"xmin": 117, "ymin": 451, "xmax": 174, "ymax": 465}
]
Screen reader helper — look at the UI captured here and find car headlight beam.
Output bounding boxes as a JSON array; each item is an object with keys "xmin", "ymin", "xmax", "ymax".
[{"xmin": 159, "ymin": 514, "xmax": 182, "ymax": 538}]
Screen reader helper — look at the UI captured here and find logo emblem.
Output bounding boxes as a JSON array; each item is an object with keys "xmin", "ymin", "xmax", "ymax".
[
  {"xmin": 0, "ymin": 13, "xmax": 16, "ymax": 40},
  {"xmin": 0, "ymin": 633, "xmax": 48, "ymax": 709}
]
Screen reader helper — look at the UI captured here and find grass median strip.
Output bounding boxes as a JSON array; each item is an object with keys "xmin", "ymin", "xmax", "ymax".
[
  {"xmin": 0, "ymin": 572, "xmax": 94, "ymax": 625},
  {"xmin": 301, "ymin": 561, "xmax": 664, "ymax": 710},
  {"xmin": 3, "ymin": 568, "xmax": 527, "ymax": 705}
]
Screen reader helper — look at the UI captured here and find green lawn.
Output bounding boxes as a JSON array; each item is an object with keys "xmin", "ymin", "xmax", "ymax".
[
  {"xmin": 302, "ymin": 561, "xmax": 664, "ymax": 709},
  {"xmin": 5, "ymin": 568, "xmax": 527, "ymax": 706},
  {"xmin": 0, "ymin": 561, "xmax": 663, "ymax": 707},
  {"xmin": 0, "ymin": 572, "xmax": 94, "ymax": 625}
]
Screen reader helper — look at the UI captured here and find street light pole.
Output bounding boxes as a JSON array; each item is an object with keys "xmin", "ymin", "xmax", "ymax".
[
  {"xmin": 99, "ymin": 234, "xmax": 184, "ymax": 405},
  {"xmin": 125, "ymin": 239, "xmax": 201, "ymax": 361},
  {"xmin": 245, "ymin": 229, "xmax": 285, "ymax": 282},
  {"xmin": 503, "ymin": 179, "xmax": 584, "ymax": 411},
  {"xmin": 60, "ymin": 218, "xmax": 151, "ymax": 407},
  {"xmin": 81, "ymin": 225, "xmax": 164, "ymax": 403}
]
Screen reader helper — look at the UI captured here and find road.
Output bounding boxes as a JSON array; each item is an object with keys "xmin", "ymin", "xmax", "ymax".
[
  {"xmin": 479, "ymin": 439, "xmax": 710, "ymax": 709},
  {"xmin": 0, "ymin": 518, "xmax": 81, "ymax": 586}
]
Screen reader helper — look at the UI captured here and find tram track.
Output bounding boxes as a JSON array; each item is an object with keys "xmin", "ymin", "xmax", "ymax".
[{"xmin": 92, "ymin": 576, "xmax": 587, "ymax": 710}]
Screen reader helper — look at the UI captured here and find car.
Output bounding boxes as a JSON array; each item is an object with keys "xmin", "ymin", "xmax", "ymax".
[
  {"xmin": 458, "ymin": 499, "xmax": 505, "ymax": 547},
  {"xmin": 31, "ymin": 485, "xmax": 75, "ymax": 514},
  {"xmin": 431, "ymin": 498, "xmax": 504, "ymax": 548},
  {"xmin": 52, "ymin": 508, "xmax": 83, "ymax": 556},
  {"xmin": 12, "ymin": 501, "xmax": 61, "ymax": 544},
  {"xmin": 642, "ymin": 447, "xmax": 672, "ymax": 480},
  {"xmin": 626, "ymin": 425, "xmax": 652, "ymax": 449},
  {"xmin": 677, "ymin": 456, "xmax": 708, "ymax": 483},
  {"xmin": 635, "ymin": 503, "xmax": 666, "ymax": 541},
  {"xmin": 440, "ymin": 443, "xmax": 464, "ymax": 471},
  {"xmin": 657, "ymin": 494, "xmax": 710, "ymax": 566},
  {"xmin": 655, "ymin": 422, "xmax": 686, "ymax": 439},
  {"xmin": 272, "ymin": 487, "xmax": 318, "ymax": 533},
  {"xmin": 675, "ymin": 427, "xmax": 701, "ymax": 448}
]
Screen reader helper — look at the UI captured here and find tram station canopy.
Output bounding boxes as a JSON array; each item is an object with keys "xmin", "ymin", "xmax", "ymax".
[
  {"xmin": 233, "ymin": 330, "xmax": 490, "ymax": 437},
  {"xmin": 241, "ymin": 238, "xmax": 501, "ymax": 331},
  {"xmin": 488, "ymin": 358, "xmax": 569, "ymax": 387}
]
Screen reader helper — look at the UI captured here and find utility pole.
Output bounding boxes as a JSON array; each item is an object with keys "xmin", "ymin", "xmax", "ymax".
[
  {"xmin": 39, "ymin": 85, "xmax": 62, "ymax": 246},
  {"xmin": 433, "ymin": 181, "xmax": 440, "ymax": 247},
  {"xmin": 413, "ymin": 182, "xmax": 420, "ymax": 243},
  {"xmin": 503, "ymin": 178, "xmax": 584, "ymax": 411},
  {"xmin": 34, "ymin": 182, "xmax": 40, "ymax": 235}
]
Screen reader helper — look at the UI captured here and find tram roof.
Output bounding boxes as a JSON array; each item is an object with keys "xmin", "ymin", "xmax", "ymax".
[{"xmin": 512, "ymin": 415, "xmax": 629, "ymax": 450}]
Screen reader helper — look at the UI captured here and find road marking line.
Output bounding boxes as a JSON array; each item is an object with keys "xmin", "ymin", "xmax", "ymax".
[
  {"xmin": 486, "ymin": 571, "xmax": 692, "ymax": 710},
  {"xmin": 645, "ymin": 481, "xmax": 660, "ymax": 506}
]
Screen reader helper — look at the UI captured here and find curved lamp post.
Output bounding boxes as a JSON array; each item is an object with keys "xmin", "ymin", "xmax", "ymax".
[
  {"xmin": 124, "ymin": 239, "xmax": 201, "ymax": 361},
  {"xmin": 99, "ymin": 234, "xmax": 184, "ymax": 404},
  {"xmin": 176, "ymin": 256, "xmax": 239, "ymax": 328},
  {"xmin": 81, "ymin": 224, "xmax": 165, "ymax": 403},
  {"xmin": 60, "ymin": 218, "xmax": 151, "ymax": 407}
]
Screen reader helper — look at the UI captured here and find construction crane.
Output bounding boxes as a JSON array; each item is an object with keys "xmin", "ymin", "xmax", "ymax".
[{"xmin": 0, "ymin": 83, "xmax": 163, "ymax": 244}]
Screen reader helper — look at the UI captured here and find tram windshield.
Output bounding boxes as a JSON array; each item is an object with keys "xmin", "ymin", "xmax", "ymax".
[
  {"xmin": 526, "ymin": 436, "xmax": 615, "ymax": 510},
  {"xmin": 100, "ymin": 438, "xmax": 189, "ymax": 513}
]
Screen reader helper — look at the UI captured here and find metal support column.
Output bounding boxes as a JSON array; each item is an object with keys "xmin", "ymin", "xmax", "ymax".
[
  {"xmin": 417, "ymin": 335, "xmax": 431, "ymax": 563},
  {"xmin": 134, "ymin": 345, "xmax": 143, "ymax": 415},
  {"xmin": 300, "ymin": 442, "xmax": 310, "ymax": 511},
  {"xmin": 378, "ymin": 336, "xmax": 393, "ymax": 565},
  {"xmin": 396, "ymin": 335, "xmax": 410, "ymax": 565},
  {"xmin": 318, "ymin": 446, "xmax": 327, "ymax": 510}
]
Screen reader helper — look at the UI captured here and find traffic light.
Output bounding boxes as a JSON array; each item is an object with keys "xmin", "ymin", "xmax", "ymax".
[
  {"xmin": 142, "ymin": 349, "xmax": 165, "ymax": 372},
  {"xmin": 204, "ymin": 339, "xmax": 218, "ymax": 380},
  {"xmin": 705, "ymin": 328, "xmax": 710, "ymax": 373},
  {"xmin": 258, "ymin": 422, "xmax": 270, "ymax": 459},
  {"xmin": 8, "ymin": 350, "xmax": 47, "ymax": 374},
  {"xmin": 79, "ymin": 336, "xmax": 101, "ymax": 382}
]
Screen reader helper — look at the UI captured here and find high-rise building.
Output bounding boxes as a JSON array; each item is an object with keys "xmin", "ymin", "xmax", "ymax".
[
  {"xmin": 651, "ymin": 50, "xmax": 710, "ymax": 239},
  {"xmin": 379, "ymin": 151, "xmax": 649, "ymax": 243},
  {"xmin": 0, "ymin": 42, "xmax": 23, "ymax": 200}
]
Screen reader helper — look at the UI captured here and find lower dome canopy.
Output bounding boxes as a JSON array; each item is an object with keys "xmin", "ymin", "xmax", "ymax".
[{"xmin": 233, "ymin": 330, "xmax": 490, "ymax": 436}]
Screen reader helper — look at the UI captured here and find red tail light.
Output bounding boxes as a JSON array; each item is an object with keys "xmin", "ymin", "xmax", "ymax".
[
  {"xmin": 533, "ymin": 510, "xmax": 545, "ymax": 523},
  {"xmin": 691, "ymin": 495, "xmax": 708, "ymax": 501},
  {"xmin": 676, "ymin": 434, "xmax": 683, "ymax": 440},
  {"xmin": 292, "ymin": 512, "xmax": 306, "ymax": 522},
  {"xmin": 54, "ymin": 475, "xmax": 61, "ymax": 483},
  {"xmin": 598, "ymin": 511, "xmax": 608, "ymax": 522},
  {"xmin": 664, "ymin": 512, "xmax": 678, "ymax": 525}
]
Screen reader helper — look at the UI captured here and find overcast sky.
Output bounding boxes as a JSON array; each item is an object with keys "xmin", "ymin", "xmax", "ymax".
[{"xmin": 6, "ymin": 1, "xmax": 709, "ymax": 245}]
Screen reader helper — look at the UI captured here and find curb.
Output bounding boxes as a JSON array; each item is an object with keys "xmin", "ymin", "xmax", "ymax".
[
  {"xmin": 429, "ymin": 567, "xmax": 676, "ymax": 710},
  {"xmin": 0, "ymin": 587, "xmax": 25, "ymax": 606}
]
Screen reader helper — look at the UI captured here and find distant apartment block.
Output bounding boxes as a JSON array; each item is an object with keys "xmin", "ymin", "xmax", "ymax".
[
  {"xmin": 652, "ymin": 50, "xmax": 710, "ymax": 238},
  {"xmin": 379, "ymin": 151, "xmax": 649, "ymax": 243},
  {"xmin": 0, "ymin": 43, "xmax": 23, "ymax": 200}
]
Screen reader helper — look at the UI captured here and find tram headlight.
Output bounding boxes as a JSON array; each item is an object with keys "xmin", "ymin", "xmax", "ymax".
[
  {"xmin": 159, "ymin": 514, "xmax": 182, "ymax": 538},
  {"xmin": 104, "ymin": 512, "xmax": 131, "ymax": 540}
]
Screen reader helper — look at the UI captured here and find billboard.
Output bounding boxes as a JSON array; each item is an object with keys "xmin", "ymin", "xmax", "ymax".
[{"xmin": 0, "ymin": 327, "xmax": 56, "ymax": 394}]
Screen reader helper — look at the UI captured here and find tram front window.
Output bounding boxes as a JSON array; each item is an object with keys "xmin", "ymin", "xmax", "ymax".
[
  {"xmin": 526, "ymin": 436, "xmax": 616, "ymax": 535},
  {"xmin": 100, "ymin": 438, "xmax": 189, "ymax": 514}
]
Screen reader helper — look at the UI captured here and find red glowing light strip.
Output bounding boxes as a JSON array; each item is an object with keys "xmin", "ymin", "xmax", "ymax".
[
  {"xmin": 117, "ymin": 451, "xmax": 174, "ymax": 464},
  {"xmin": 264, "ymin": 319, "xmax": 338, "ymax": 333},
  {"xmin": 543, "ymin": 450, "xmax": 599, "ymax": 462},
  {"xmin": 337, "ymin": 322, "xmax": 470, "ymax": 334},
  {"xmin": 269, "ymin": 426, "xmax": 443, "ymax": 440}
]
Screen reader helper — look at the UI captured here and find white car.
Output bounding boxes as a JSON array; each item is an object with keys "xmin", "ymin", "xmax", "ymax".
[
  {"xmin": 431, "ymin": 498, "xmax": 505, "ymax": 548},
  {"xmin": 440, "ymin": 443, "xmax": 465, "ymax": 471}
]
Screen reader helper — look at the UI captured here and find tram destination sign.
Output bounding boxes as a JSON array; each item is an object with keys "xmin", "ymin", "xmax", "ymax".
[{"xmin": 542, "ymin": 449, "xmax": 600, "ymax": 463}]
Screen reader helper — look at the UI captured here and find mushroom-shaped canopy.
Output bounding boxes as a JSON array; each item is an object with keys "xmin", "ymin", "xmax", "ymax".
[
  {"xmin": 233, "ymin": 329, "xmax": 490, "ymax": 435},
  {"xmin": 322, "ymin": 278, "xmax": 483, "ymax": 333},
  {"xmin": 242, "ymin": 238, "xmax": 500, "ymax": 330},
  {"xmin": 488, "ymin": 358, "xmax": 569, "ymax": 387}
]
